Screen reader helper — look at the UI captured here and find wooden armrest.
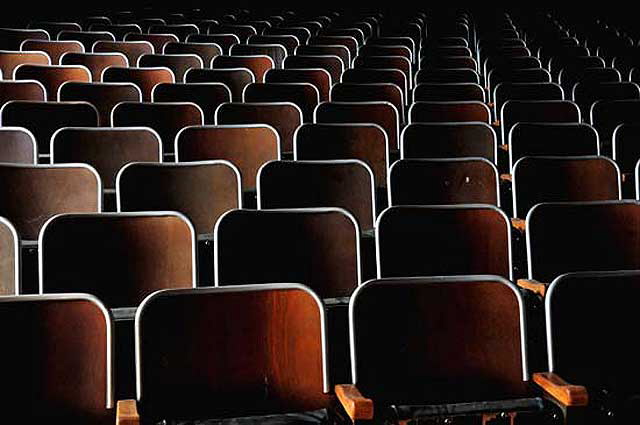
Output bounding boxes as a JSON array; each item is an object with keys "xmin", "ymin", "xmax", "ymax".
[
  {"xmin": 116, "ymin": 399, "xmax": 140, "ymax": 425},
  {"xmin": 500, "ymin": 173, "xmax": 512, "ymax": 182},
  {"xmin": 533, "ymin": 372, "xmax": 588, "ymax": 407},
  {"xmin": 493, "ymin": 120, "xmax": 500, "ymax": 127},
  {"xmin": 511, "ymin": 218, "xmax": 526, "ymax": 233},
  {"xmin": 517, "ymin": 279, "xmax": 548, "ymax": 297},
  {"xmin": 335, "ymin": 384, "xmax": 374, "ymax": 421},
  {"xmin": 498, "ymin": 143, "xmax": 509, "ymax": 152}
]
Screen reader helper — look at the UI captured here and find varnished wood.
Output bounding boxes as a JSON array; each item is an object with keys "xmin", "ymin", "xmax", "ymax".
[
  {"xmin": 111, "ymin": 102, "xmax": 203, "ymax": 153},
  {"xmin": 136, "ymin": 285, "xmax": 331, "ymax": 421},
  {"xmin": 14, "ymin": 65, "xmax": 90, "ymax": 100},
  {"xmin": 0, "ymin": 217, "xmax": 18, "ymax": 295},
  {"xmin": 0, "ymin": 295, "xmax": 113, "ymax": 423},
  {"xmin": 265, "ymin": 68, "xmax": 331, "ymax": 102},
  {"xmin": 409, "ymin": 101, "xmax": 490, "ymax": 124},
  {"xmin": 259, "ymin": 160, "xmax": 375, "ymax": 230},
  {"xmin": 216, "ymin": 102, "xmax": 301, "ymax": 152},
  {"xmin": 176, "ymin": 125, "xmax": 278, "ymax": 191},
  {"xmin": 249, "ymin": 35, "xmax": 299, "ymax": 55},
  {"xmin": 0, "ymin": 51, "xmax": 50, "ymax": 81},
  {"xmin": 0, "ymin": 80, "xmax": 46, "ymax": 105},
  {"xmin": 342, "ymin": 68, "xmax": 407, "ymax": 99},
  {"xmin": 102, "ymin": 67, "xmax": 174, "ymax": 101},
  {"xmin": 0, "ymin": 28, "xmax": 49, "ymax": 50},
  {"xmin": 58, "ymin": 31, "xmax": 115, "ymax": 51},
  {"xmin": 138, "ymin": 53, "xmax": 202, "ymax": 81},
  {"xmin": 390, "ymin": 159, "xmax": 498, "ymax": 207},
  {"xmin": 513, "ymin": 156, "xmax": 620, "ymax": 218},
  {"xmin": 296, "ymin": 45, "xmax": 349, "ymax": 70},
  {"xmin": 59, "ymin": 82, "xmax": 141, "ymax": 126},
  {"xmin": 353, "ymin": 55, "xmax": 412, "ymax": 91},
  {"xmin": 414, "ymin": 83, "xmax": 485, "ymax": 102},
  {"xmin": 516, "ymin": 279, "xmax": 547, "ymax": 297},
  {"xmin": 40, "ymin": 213, "xmax": 194, "ymax": 308},
  {"xmin": 186, "ymin": 68, "xmax": 253, "ymax": 101},
  {"xmin": 60, "ymin": 52, "xmax": 129, "ymax": 82},
  {"xmin": 501, "ymin": 100, "xmax": 581, "ymax": 143},
  {"xmin": 211, "ymin": 55, "xmax": 274, "ymax": 83},
  {"xmin": 402, "ymin": 122, "xmax": 496, "ymax": 163},
  {"xmin": 116, "ymin": 400, "xmax": 140, "ymax": 425},
  {"xmin": 124, "ymin": 33, "xmax": 178, "ymax": 54},
  {"xmin": 231, "ymin": 44, "xmax": 287, "ymax": 69},
  {"xmin": 295, "ymin": 123, "xmax": 388, "ymax": 188},
  {"xmin": 416, "ymin": 68, "xmax": 480, "ymax": 84},
  {"xmin": 0, "ymin": 128, "xmax": 36, "ymax": 164},
  {"xmin": 493, "ymin": 82, "xmax": 563, "ymax": 118},
  {"xmin": 164, "ymin": 41, "xmax": 222, "ymax": 66},
  {"xmin": 118, "ymin": 161, "xmax": 240, "ymax": 234},
  {"xmin": 152, "ymin": 82, "xmax": 231, "ymax": 124},
  {"xmin": 244, "ymin": 82, "xmax": 318, "ymax": 122},
  {"xmin": 149, "ymin": 24, "xmax": 199, "ymax": 42},
  {"xmin": 52, "ymin": 128, "xmax": 161, "ymax": 188},
  {"xmin": 533, "ymin": 373, "xmax": 588, "ymax": 407},
  {"xmin": 284, "ymin": 55, "xmax": 343, "ymax": 83},
  {"xmin": 216, "ymin": 209, "xmax": 359, "ymax": 298},
  {"xmin": 20, "ymin": 40, "xmax": 84, "ymax": 65},
  {"xmin": 0, "ymin": 101, "xmax": 98, "ymax": 155},
  {"xmin": 315, "ymin": 101, "xmax": 399, "ymax": 150},
  {"xmin": 333, "ymin": 83, "xmax": 405, "ymax": 122},
  {"xmin": 93, "ymin": 41, "xmax": 154, "ymax": 68},
  {"xmin": 377, "ymin": 206, "xmax": 511, "ymax": 279},
  {"xmin": 351, "ymin": 277, "xmax": 529, "ymax": 405},
  {"xmin": 335, "ymin": 384, "xmax": 374, "ymax": 421}
]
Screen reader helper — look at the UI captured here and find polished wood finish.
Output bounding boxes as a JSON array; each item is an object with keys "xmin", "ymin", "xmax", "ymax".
[
  {"xmin": 0, "ymin": 80, "xmax": 46, "ymax": 104},
  {"xmin": 102, "ymin": 66, "xmax": 174, "ymax": 100},
  {"xmin": 390, "ymin": 158, "xmax": 498, "ymax": 206},
  {"xmin": 284, "ymin": 55, "xmax": 343, "ymax": 83},
  {"xmin": 296, "ymin": 45, "xmax": 349, "ymax": 70},
  {"xmin": 188, "ymin": 34, "xmax": 239, "ymax": 55},
  {"xmin": 259, "ymin": 160, "xmax": 375, "ymax": 230},
  {"xmin": 494, "ymin": 82, "xmax": 564, "ymax": 118},
  {"xmin": 124, "ymin": 33, "xmax": 179, "ymax": 54},
  {"xmin": 138, "ymin": 53, "xmax": 202, "ymax": 81},
  {"xmin": 211, "ymin": 55, "xmax": 274, "ymax": 83},
  {"xmin": 116, "ymin": 399, "xmax": 139, "ymax": 425},
  {"xmin": 0, "ymin": 295, "xmax": 113, "ymax": 423},
  {"xmin": 60, "ymin": 52, "xmax": 129, "ymax": 81},
  {"xmin": 20, "ymin": 40, "xmax": 84, "ymax": 65},
  {"xmin": 265, "ymin": 68, "xmax": 331, "ymax": 102},
  {"xmin": 332, "ymin": 83, "xmax": 404, "ymax": 123},
  {"xmin": 0, "ymin": 101, "xmax": 98, "ymax": 155},
  {"xmin": 185, "ymin": 68, "xmax": 252, "ymax": 102},
  {"xmin": 353, "ymin": 55, "xmax": 412, "ymax": 89},
  {"xmin": 414, "ymin": 82, "xmax": 485, "ymax": 102},
  {"xmin": 513, "ymin": 156, "xmax": 620, "ymax": 218},
  {"xmin": 533, "ymin": 373, "xmax": 588, "ymax": 407},
  {"xmin": 150, "ymin": 24, "xmax": 199, "ymax": 42},
  {"xmin": 309, "ymin": 36, "xmax": 358, "ymax": 57},
  {"xmin": 402, "ymin": 122, "xmax": 496, "ymax": 162},
  {"xmin": 176, "ymin": 125, "xmax": 278, "ymax": 191},
  {"xmin": 0, "ymin": 128, "xmax": 36, "ymax": 164},
  {"xmin": 0, "ymin": 28, "xmax": 48, "ymax": 50},
  {"xmin": 58, "ymin": 31, "xmax": 115, "ymax": 51},
  {"xmin": 92, "ymin": 41, "xmax": 153, "ymax": 67},
  {"xmin": 52, "ymin": 127, "xmax": 161, "ymax": 188},
  {"xmin": 164, "ymin": 41, "xmax": 222, "ymax": 65},
  {"xmin": 295, "ymin": 123, "xmax": 388, "ymax": 188},
  {"xmin": 89, "ymin": 23, "xmax": 141, "ymax": 41},
  {"xmin": 488, "ymin": 68, "xmax": 551, "ymax": 93},
  {"xmin": 0, "ymin": 51, "xmax": 50, "ymax": 81},
  {"xmin": 13, "ymin": 64, "xmax": 91, "ymax": 100},
  {"xmin": 351, "ymin": 276, "xmax": 528, "ymax": 405},
  {"xmin": 377, "ymin": 206, "xmax": 511, "ymax": 279},
  {"xmin": 501, "ymin": 100, "xmax": 581, "ymax": 143},
  {"xmin": 59, "ymin": 82, "xmax": 141, "ymax": 126},
  {"xmin": 573, "ymin": 81, "xmax": 640, "ymax": 117},
  {"xmin": 40, "ymin": 213, "xmax": 194, "ymax": 308},
  {"xmin": 244, "ymin": 82, "xmax": 318, "ymax": 122},
  {"xmin": 118, "ymin": 161, "xmax": 240, "ymax": 234},
  {"xmin": 527, "ymin": 201, "xmax": 640, "ymax": 282},
  {"xmin": 153, "ymin": 82, "xmax": 230, "ymax": 125},
  {"xmin": 29, "ymin": 22, "xmax": 81, "ymax": 39},
  {"xmin": 592, "ymin": 99, "xmax": 640, "ymax": 151},
  {"xmin": 545, "ymin": 271, "xmax": 640, "ymax": 399},
  {"xmin": 409, "ymin": 101, "xmax": 490, "ymax": 124},
  {"xmin": 509, "ymin": 123, "xmax": 599, "ymax": 170},
  {"xmin": 315, "ymin": 101, "xmax": 399, "ymax": 150},
  {"xmin": 249, "ymin": 35, "xmax": 299, "ymax": 55},
  {"xmin": 216, "ymin": 209, "xmax": 359, "ymax": 298},
  {"xmin": 0, "ymin": 164, "xmax": 100, "ymax": 240},
  {"xmin": 111, "ymin": 102, "xmax": 203, "ymax": 153},
  {"xmin": 231, "ymin": 44, "xmax": 287, "ymax": 69},
  {"xmin": 216, "ymin": 102, "xmax": 301, "ymax": 152},
  {"xmin": 516, "ymin": 278, "xmax": 547, "ymax": 297},
  {"xmin": 0, "ymin": 217, "xmax": 18, "ymax": 295},
  {"xmin": 136, "ymin": 285, "xmax": 330, "ymax": 421},
  {"xmin": 335, "ymin": 384, "xmax": 374, "ymax": 421},
  {"xmin": 416, "ymin": 68, "xmax": 480, "ymax": 84}
]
